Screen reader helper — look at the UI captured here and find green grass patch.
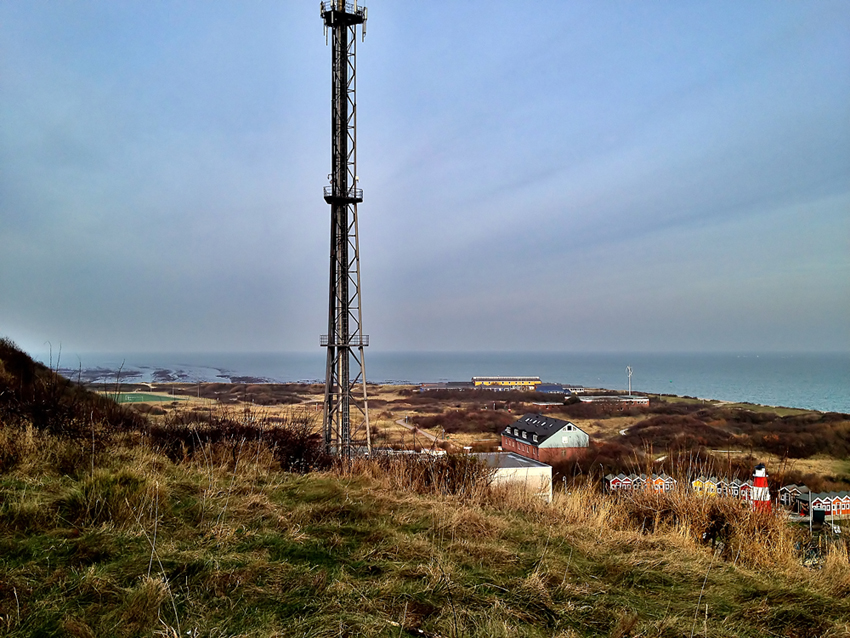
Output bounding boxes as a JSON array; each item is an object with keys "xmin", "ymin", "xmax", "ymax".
[
  {"xmin": 110, "ymin": 392, "xmax": 187, "ymax": 403},
  {"xmin": 721, "ymin": 402, "xmax": 817, "ymax": 417}
]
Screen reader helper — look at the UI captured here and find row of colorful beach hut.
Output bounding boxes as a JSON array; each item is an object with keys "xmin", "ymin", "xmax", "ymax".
[
  {"xmin": 604, "ymin": 473, "xmax": 677, "ymax": 492},
  {"xmin": 604, "ymin": 468, "xmax": 847, "ymax": 519},
  {"xmin": 779, "ymin": 484, "xmax": 850, "ymax": 517},
  {"xmin": 605, "ymin": 464, "xmax": 771, "ymax": 506},
  {"xmin": 603, "ymin": 472, "xmax": 762, "ymax": 499},
  {"xmin": 691, "ymin": 475, "xmax": 758, "ymax": 499}
]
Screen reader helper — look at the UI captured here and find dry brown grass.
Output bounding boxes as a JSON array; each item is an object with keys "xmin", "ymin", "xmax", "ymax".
[
  {"xmin": 4, "ymin": 428, "xmax": 850, "ymax": 637},
  {"xmin": 481, "ymin": 479, "xmax": 812, "ymax": 574},
  {"xmin": 550, "ymin": 485, "xmax": 802, "ymax": 571},
  {"xmin": 340, "ymin": 453, "xmax": 495, "ymax": 500},
  {"xmin": 720, "ymin": 451, "xmax": 850, "ymax": 483}
]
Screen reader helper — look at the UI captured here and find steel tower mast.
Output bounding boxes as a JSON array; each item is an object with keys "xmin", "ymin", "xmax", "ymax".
[{"xmin": 320, "ymin": 0, "xmax": 370, "ymax": 459}]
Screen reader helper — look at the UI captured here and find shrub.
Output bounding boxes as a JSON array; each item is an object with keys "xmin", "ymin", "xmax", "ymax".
[
  {"xmin": 147, "ymin": 407, "xmax": 330, "ymax": 473},
  {"xmin": 411, "ymin": 409, "xmax": 514, "ymax": 434},
  {"xmin": 349, "ymin": 454, "xmax": 495, "ymax": 498},
  {"xmin": 621, "ymin": 415, "xmax": 734, "ymax": 450},
  {"xmin": 0, "ymin": 338, "xmax": 145, "ymax": 438}
]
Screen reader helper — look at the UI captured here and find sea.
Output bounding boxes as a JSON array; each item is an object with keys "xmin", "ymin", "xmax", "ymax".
[{"xmin": 38, "ymin": 351, "xmax": 850, "ymax": 415}]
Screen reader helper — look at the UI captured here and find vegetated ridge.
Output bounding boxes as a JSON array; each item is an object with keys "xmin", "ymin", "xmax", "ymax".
[{"xmin": 1, "ymin": 338, "xmax": 850, "ymax": 637}]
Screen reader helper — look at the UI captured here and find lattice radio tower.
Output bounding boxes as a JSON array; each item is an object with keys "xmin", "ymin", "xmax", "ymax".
[{"xmin": 320, "ymin": 1, "xmax": 370, "ymax": 458}]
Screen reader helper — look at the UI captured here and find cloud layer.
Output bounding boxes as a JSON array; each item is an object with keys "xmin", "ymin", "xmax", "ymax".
[{"xmin": 1, "ymin": 1, "xmax": 848, "ymax": 355}]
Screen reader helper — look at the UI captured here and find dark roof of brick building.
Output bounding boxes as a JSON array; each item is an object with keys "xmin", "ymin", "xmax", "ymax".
[{"xmin": 502, "ymin": 413, "xmax": 587, "ymax": 446}]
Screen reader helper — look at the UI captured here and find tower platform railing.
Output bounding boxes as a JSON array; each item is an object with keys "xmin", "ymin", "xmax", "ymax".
[
  {"xmin": 320, "ymin": 334, "xmax": 369, "ymax": 347},
  {"xmin": 323, "ymin": 185, "xmax": 363, "ymax": 203},
  {"xmin": 320, "ymin": 1, "xmax": 367, "ymax": 19}
]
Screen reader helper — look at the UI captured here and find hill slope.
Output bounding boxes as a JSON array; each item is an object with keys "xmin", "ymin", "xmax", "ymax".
[
  {"xmin": 2, "ymin": 340, "xmax": 849, "ymax": 636},
  {"xmin": 1, "ymin": 433, "xmax": 849, "ymax": 637},
  {"xmin": 0, "ymin": 338, "xmax": 143, "ymax": 437}
]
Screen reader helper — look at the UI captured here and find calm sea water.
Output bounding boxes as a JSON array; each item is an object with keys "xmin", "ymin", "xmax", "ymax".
[{"xmin": 40, "ymin": 351, "xmax": 850, "ymax": 414}]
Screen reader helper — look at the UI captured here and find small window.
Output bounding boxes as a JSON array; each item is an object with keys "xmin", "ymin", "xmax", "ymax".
[
  {"xmin": 533, "ymin": 434, "xmax": 538, "ymax": 442},
  {"xmin": 522, "ymin": 431, "xmax": 527, "ymax": 439}
]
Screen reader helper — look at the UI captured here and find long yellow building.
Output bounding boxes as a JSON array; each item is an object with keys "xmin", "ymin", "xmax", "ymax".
[{"xmin": 472, "ymin": 376, "xmax": 541, "ymax": 390}]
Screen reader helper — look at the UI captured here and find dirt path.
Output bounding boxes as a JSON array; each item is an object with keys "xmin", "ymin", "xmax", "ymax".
[{"xmin": 395, "ymin": 418, "xmax": 439, "ymax": 443}]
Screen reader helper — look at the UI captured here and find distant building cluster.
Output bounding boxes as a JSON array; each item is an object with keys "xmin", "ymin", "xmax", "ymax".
[
  {"xmin": 602, "ymin": 473, "xmax": 850, "ymax": 519},
  {"xmin": 418, "ymin": 381, "xmax": 476, "ymax": 391},
  {"xmin": 472, "ymin": 376, "xmax": 541, "ymax": 390},
  {"xmin": 605, "ymin": 473, "xmax": 764, "ymax": 503},
  {"xmin": 418, "ymin": 377, "xmax": 653, "ymax": 410},
  {"xmin": 419, "ymin": 377, "xmax": 589, "ymax": 394}
]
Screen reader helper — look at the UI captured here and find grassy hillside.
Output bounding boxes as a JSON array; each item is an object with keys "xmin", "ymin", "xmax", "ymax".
[
  {"xmin": 2, "ymin": 426, "xmax": 850, "ymax": 637},
  {"xmin": 2, "ymin": 340, "xmax": 850, "ymax": 636},
  {"xmin": 0, "ymin": 338, "xmax": 145, "ymax": 438}
]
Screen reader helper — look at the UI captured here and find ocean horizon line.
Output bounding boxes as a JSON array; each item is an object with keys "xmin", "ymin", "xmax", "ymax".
[
  {"xmin": 33, "ymin": 349, "xmax": 850, "ymax": 359},
  {"xmin": 28, "ymin": 350, "xmax": 850, "ymax": 414}
]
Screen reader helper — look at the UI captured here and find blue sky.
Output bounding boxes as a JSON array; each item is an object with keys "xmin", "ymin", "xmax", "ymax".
[{"xmin": 1, "ymin": 1, "xmax": 848, "ymax": 355}]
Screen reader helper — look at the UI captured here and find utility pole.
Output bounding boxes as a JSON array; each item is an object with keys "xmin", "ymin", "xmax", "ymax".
[{"xmin": 320, "ymin": 1, "xmax": 371, "ymax": 459}]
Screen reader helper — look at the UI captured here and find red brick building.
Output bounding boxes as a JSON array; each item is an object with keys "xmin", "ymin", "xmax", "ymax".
[{"xmin": 500, "ymin": 413, "xmax": 589, "ymax": 464}]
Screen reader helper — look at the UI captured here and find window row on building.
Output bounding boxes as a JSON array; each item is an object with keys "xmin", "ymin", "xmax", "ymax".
[
  {"xmin": 472, "ymin": 376, "xmax": 541, "ymax": 390},
  {"xmin": 579, "ymin": 395, "xmax": 650, "ymax": 406}
]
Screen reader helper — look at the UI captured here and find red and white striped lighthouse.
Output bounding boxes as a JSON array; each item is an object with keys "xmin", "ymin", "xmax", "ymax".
[{"xmin": 752, "ymin": 463, "xmax": 771, "ymax": 512}]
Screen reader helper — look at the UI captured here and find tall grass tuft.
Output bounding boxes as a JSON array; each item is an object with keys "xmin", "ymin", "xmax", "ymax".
[
  {"xmin": 120, "ymin": 576, "xmax": 170, "ymax": 632},
  {"xmin": 146, "ymin": 406, "xmax": 330, "ymax": 472},
  {"xmin": 551, "ymin": 484, "xmax": 803, "ymax": 570},
  {"xmin": 343, "ymin": 453, "xmax": 495, "ymax": 498},
  {"xmin": 57, "ymin": 467, "xmax": 169, "ymax": 529}
]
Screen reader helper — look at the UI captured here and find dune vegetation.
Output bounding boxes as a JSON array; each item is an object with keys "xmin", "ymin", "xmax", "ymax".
[{"xmin": 2, "ymin": 338, "xmax": 850, "ymax": 637}]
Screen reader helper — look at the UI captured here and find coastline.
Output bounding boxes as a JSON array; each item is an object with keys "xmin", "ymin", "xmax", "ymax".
[{"xmin": 41, "ymin": 351, "xmax": 850, "ymax": 415}]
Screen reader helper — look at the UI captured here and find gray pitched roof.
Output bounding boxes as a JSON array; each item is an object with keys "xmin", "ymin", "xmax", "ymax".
[
  {"xmin": 799, "ymin": 491, "xmax": 850, "ymax": 502},
  {"xmin": 503, "ymin": 413, "xmax": 584, "ymax": 445}
]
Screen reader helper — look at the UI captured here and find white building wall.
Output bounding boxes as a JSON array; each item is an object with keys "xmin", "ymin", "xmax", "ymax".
[{"xmin": 491, "ymin": 465, "xmax": 552, "ymax": 503}]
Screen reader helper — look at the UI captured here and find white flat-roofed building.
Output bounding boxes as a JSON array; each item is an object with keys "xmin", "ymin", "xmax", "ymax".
[
  {"xmin": 474, "ymin": 452, "xmax": 552, "ymax": 503},
  {"xmin": 578, "ymin": 395, "xmax": 649, "ymax": 406}
]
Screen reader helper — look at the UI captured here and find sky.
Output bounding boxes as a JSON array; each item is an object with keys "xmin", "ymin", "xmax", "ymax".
[{"xmin": 1, "ymin": 1, "xmax": 848, "ymax": 356}]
